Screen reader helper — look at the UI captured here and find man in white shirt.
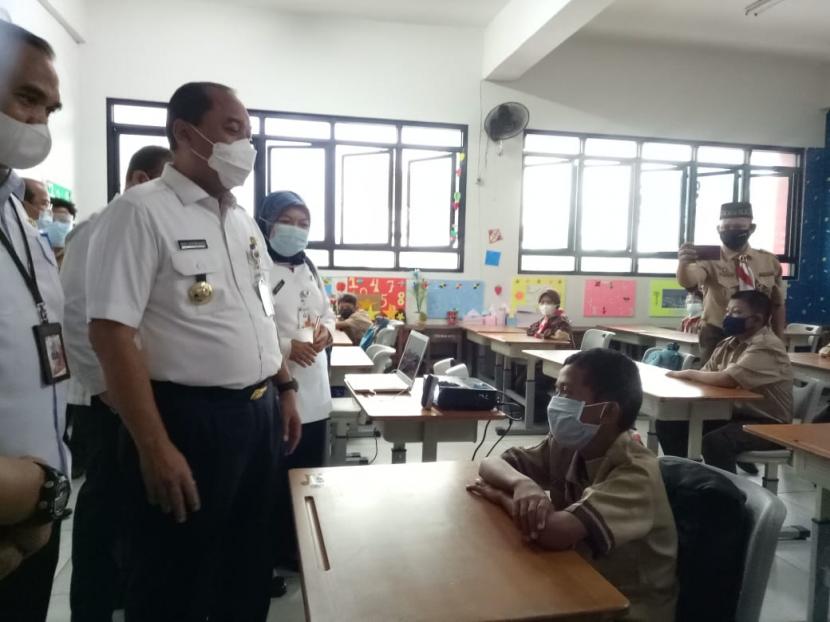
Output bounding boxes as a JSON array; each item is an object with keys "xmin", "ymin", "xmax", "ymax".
[
  {"xmin": 87, "ymin": 82, "xmax": 302, "ymax": 622},
  {"xmin": 62, "ymin": 145, "xmax": 172, "ymax": 622},
  {"xmin": 0, "ymin": 20, "xmax": 71, "ymax": 622}
]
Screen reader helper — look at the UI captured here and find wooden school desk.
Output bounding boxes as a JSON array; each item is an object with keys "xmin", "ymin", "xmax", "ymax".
[
  {"xmin": 291, "ymin": 461, "xmax": 629, "ymax": 622},
  {"xmin": 344, "ymin": 377, "xmax": 504, "ymax": 463},
  {"xmin": 745, "ymin": 423, "xmax": 830, "ymax": 622},
  {"xmin": 463, "ymin": 325, "xmax": 524, "ymax": 381},
  {"xmin": 599, "ymin": 324, "xmax": 700, "ymax": 356},
  {"xmin": 526, "ymin": 349, "xmax": 762, "ymax": 459},
  {"xmin": 789, "ymin": 353, "xmax": 830, "ymax": 387},
  {"xmin": 328, "ymin": 346, "xmax": 373, "ymax": 387},
  {"xmin": 331, "ymin": 329, "xmax": 352, "ymax": 346}
]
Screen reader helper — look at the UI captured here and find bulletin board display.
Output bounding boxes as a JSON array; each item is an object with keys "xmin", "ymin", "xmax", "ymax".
[
  {"xmin": 425, "ymin": 280, "xmax": 485, "ymax": 318},
  {"xmin": 649, "ymin": 278, "xmax": 687, "ymax": 318},
  {"xmin": 510, "ymin": 276, "xmax": 567, "ymax": 315},
  {"xmin": 583, "ymin": 280, "xmax": 636, "ymax": 317},
  {"xmin": 346, "ymin": 276, "xmax": 406, "ymax": 319}
]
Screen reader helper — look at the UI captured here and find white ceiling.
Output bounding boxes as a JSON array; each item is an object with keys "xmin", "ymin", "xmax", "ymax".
[
  {"xmin": 216, "ymin": 0, "xmax": 509, "ymax": 27},
  {"xmin": 585, "ymin": 0, "xmax": 830, "ymax": 62}
]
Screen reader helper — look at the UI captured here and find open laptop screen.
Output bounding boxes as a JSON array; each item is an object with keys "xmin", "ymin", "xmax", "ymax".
[{"xmin": 397, "ymin": 330, "xmax": 429, "ymax": 385}]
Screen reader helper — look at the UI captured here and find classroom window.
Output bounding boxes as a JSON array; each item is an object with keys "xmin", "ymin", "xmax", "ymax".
[
  {"xmin": 520, "ymin": 130, "xmax": 802, "ymax": 276},
  {"xmin": 106, "ymin": 99, "xmax": 467, "ymax": 272}
]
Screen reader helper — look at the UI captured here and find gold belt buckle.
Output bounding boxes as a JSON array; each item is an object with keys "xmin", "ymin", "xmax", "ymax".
[{"xmin": 250, "ymin": 385, "xmax": 267, "ymax": 401}]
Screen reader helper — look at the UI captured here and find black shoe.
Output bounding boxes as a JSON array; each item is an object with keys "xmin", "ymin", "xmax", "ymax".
[
  {"xmin": 270, "ymin": 575, "xmax": 287, "ymax": 598},
  {"xmin": 737, "ymin": 462, "xmax": 759, "ymax": 475}
]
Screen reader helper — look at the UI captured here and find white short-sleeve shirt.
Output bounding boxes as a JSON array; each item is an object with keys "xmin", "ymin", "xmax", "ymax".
[
  {"xmin": 0, "ymin": 171, "xmax": 69, "ymax": 472},
  {"xmin": 86, "ymin": 164, "xmax": 282, "ymax": 389}
]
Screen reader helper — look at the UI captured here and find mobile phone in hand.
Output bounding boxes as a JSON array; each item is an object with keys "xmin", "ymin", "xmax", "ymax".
[{"xmin": 692, "ymin": 245, "xmax": 721, "ymax": 261}]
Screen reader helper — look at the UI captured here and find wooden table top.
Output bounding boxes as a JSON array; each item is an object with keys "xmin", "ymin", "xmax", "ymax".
[
  {"xmin": 329, "ymin": 346, "xmax": 373, "ymax": 369},
  {"xmin": 291, "ymin": 461, "xmax": 629, "ymax": 622},
  {"xmin": 745, "ymin": 423, "xmax": 830, "ymax": 460},
  {"xmin": 485, "ymin": 332, "xmax": 571, "ymax": 347},
  {"xmin": 788, "ymin": 353, "xmax": 830, "ymax": 372},
  {"xmin": 599, "ymin": 324, "xmax": 699, "ymax": 345},
  {"xmin": 344, "ymin": 377, "xmax": 505, "ymax": 422},
  {"xmin": 463, "ymin": 324, "xmax": 526, "ymax": 334},
  {"xmin": 331, "ymin": 329, "xmax": 352, "ymax": 346},
  {"xmin": 524, "ymin": 349, "xmax": 762, "ymax": 402}
]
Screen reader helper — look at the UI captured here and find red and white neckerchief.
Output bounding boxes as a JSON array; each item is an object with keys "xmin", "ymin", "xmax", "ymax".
[{"xmin": 736, "ymin": 254, "xmax": 755, "ymax": 290}]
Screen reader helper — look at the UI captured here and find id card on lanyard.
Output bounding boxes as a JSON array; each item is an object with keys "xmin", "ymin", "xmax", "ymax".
[{"xmin": 0, "ymin": 198, "xmax": 70, "ymax": 385}]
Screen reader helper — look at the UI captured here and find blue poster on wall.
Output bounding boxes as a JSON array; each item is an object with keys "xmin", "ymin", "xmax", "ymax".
[{"xmin": 426, "ymin": 280, "xmax": 485, "ymax": 319}]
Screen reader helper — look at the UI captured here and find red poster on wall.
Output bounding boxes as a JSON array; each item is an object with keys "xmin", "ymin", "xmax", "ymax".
[{"xmin": 347, "ymin": 276, "xmax": 407, "ymax": 319}]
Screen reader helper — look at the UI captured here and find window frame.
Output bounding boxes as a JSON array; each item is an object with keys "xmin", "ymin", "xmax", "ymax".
[
  {"xmin": 519, "ymin": 129, "xmax": 804, "ymax": 278},
  {"xmin": 106, "ymin": 98, "xmax": 468, "ymax": 272}
]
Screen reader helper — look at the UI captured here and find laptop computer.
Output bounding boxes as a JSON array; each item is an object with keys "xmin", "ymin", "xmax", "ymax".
[{"xmin": 346, "ymin": 330, "xmax": 429, "ymax": 393}]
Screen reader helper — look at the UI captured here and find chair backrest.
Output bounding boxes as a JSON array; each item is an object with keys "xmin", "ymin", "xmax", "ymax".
[
  {"xmin": 366, "ymin": 344, "xmax": 395, "ymax": 361},
  {"xmin": 680, "ymin": 353, "xmax": 701, "ymax": 370},
  {"xmin": 367, "ymin": 345, "xmax": 395, "ymax": 373},
  {"xmin": 581, "ymin": 329, "xmax": 614, "ymax": 350},
  {"xmin": 432, "ymin": 358, "xmax": 454, "ymax": 375},
  {"xmin": 659, "ymin": 457, "xmax": 786, "ymax": 622},
  {"xmin": 445, "ymin": 363, "xmax": 469, "ymax": 378},
  {"xmin": 793, "ymin": 377, "xmax": 822, "ymax": 422},
  {"xmin": 374, "ymin": 327, "xmax": 397, "ymax": 347},
  {"xmin": 785, "ymin": 323, "xmax": 822, "ymax": 352}
]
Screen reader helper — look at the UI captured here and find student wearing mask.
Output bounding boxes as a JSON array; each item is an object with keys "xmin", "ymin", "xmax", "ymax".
[
  {"xmin": 469, "ymin": 348, "xmax": 677, "ymax": 621},
  {"xmin": 680, "ymin": 288, "xmax": 703, "ymax": 334},
  {"xmin": 43, "ymin": 197, "xmax": 74, "ymax": 266},
  {"xmin": 257, "ymin": 190, "xmax": 335, "ymax": 573},
  {"xmin": 526, "ymin": 289, "xmax": 573, "ymax": 345},
  {"xmin": 0, "ymin": 21, "xmax": 71, "ymax": 622},
  {"xmin": 62, "ymin": 145, "xmax": 172, "ymax": 622},
  {"xmin": 87, "ymin": 82, "xmax": 301, "ymax": 621},
  {"xmin": 677, "ymin": 201, "xmax": 785, "ymax": 364},
  {"xmin": 336, "ymin": 292, "xmax": 372, "ymax": 345},
  {"xmin": 657, "ymin": 290, "xmax": 793, "ymax": 473}
]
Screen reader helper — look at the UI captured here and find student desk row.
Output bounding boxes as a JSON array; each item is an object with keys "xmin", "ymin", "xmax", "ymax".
[
  {"xmin": 746, "ymin": 423, "xmax": 830, "ymax": 622},
  {"xmin": 291, "ymin": 460, "xmax": 629, "ymax": 622},
  {"xmin": 788, "ymin": 352, "xmax": 830, "ymax": 386},
  {"xmin": 599, "ymin": 324, "xmax": 700, "ymax": 356},
  {"xmin": 328, "ymin": 346, "xmax": 373, "ymax": 386},
  {"xmin": 331, "ymin": 329, "xmax": 352, "ymax": 347},
  {"xmin": 525, "ymin": 349, "xmax": 762, "ymax": 460},
  {"xmin": 344, "ymin": 376, "xmax": 505, "ymax": 463}
]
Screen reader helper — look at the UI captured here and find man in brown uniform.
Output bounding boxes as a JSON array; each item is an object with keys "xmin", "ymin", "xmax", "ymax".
[
  {"xmin": 657, "ymin": 290, "xmax": 793, "ymax": 473},
  {"xmin": 676, "ymin": 201, "xmax": 786, "ymax": 364},
  {"xmin": 335, "ymin": 293, "xmax": 372, "ymax": 345}
]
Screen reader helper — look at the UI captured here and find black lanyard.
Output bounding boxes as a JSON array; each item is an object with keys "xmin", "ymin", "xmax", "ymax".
[{"xmin": 0, "ymin": 196, "xmax": 49, "ymax": 323}]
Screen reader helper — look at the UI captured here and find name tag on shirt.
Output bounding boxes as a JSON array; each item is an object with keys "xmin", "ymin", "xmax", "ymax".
[
  {"xmin": 177, "ymin": 239, "xmax": 208, "ymax": 251},
  {"xmin": 257, "ymin": 278, "xmax": 275, "ymax": 317}
]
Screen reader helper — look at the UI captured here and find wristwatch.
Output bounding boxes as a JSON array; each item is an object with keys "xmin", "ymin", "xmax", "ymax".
[
  {"xmin": 26, "ymin": 462, "xmax": 72, "ymax": 526},
  {"xmin": 276, "ymin": 378, "xmax": 299, "ymax": 394}
]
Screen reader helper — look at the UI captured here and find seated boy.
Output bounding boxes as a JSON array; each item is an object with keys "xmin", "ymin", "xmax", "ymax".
[
  {"xmin": 469, "ymin": 348, "xmax": 678, "ymax": 621},
  {"xmin": 657, "ymin": 290, "xmax": 793, "ymax": 473},
  {"xmin": 335, "ymin": 293, "xmax": 372, "ymax": 345},
  {"xmin": 526, "ymin": 288, "xmax": 573, "ymax": 345}
]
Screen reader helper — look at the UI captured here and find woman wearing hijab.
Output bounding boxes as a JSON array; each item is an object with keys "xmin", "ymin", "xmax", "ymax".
[{"xmin": 258, "ymin": 191, "xmax": 335, "ymax": 573}]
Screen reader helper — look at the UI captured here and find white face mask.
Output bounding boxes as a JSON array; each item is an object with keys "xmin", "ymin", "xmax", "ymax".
[
  {"xmin": 539, "ymin": 303, "xmax": 557, "ymax": 317},
  {"xmin": 0, "ymin": 111, "xmax": 52, "ymax": 169},
  {"xmin": 190, "ymin": 125, "xmax": 256, "ymax": 189},
  {"xmin": 546, "ymin": 395, "xmax": 600, "ymax": 450},
  {"xmin": 269, "ymin": 224, "xmax": 309, "ymax": 257},
  {"xmin": 686, "ymin": 302, "xmax": 703, "ymax": 317}
]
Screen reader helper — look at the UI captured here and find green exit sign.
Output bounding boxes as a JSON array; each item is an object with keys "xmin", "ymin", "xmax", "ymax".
[{"xmin": 46, "ymin": 181, "xmax": 72, "ymax": 202}]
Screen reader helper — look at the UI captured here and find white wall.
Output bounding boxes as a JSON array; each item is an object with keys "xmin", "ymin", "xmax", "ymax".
[
  {"xmin": 1, "ymin": 0, "xmax": 84, "ymax": 199},
  {"xmin": 72, "ymin": 2, "xmax": 830, "ymax": 325}
]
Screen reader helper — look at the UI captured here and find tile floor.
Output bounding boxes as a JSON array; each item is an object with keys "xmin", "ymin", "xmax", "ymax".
[{"xmin": 46, "ymin": 418, "xmax": 818, "ymax": 622}]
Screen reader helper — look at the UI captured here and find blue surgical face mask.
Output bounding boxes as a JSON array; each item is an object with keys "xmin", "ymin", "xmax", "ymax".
[
  {"xmin": 546, "ymin": 395, "xmax": 600, "ymax": 450},
  {"xmin": 722, "ymin": 314, "xmax": 748, "ymax": 337},
  {"xmin": 269, "ymin": 224, "xmax": 309, "ymax": 257},
  {"xmin": 37, "ymin": 211, "xmax": 53, "ymax": 230},
  {"xmin": 45, "ymin": 220, "xmax": 72, "ymax": 248}
]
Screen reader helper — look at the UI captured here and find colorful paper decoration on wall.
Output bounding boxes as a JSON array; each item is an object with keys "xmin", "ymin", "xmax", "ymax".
[
  {"xmin": 649, "ymin": 278, "xmax": 687, "ymax": 318},
  {"xmin": 484, "ymin": 250, "xmax": 501, "ymax": 267},
  {"xmin": 347, "ymin": 276, "xmax": 406, "ymax": 318},
  {"xmin": 488, "ymin": 228, "xmax": 503, "ymax": 244},
  {"xmin": 322, "ymin": 276, "xmax": 348, "ymax": 298},
  {"xmin": 510, "ymin": 276, "xmax": 567, "ymax": 314},
  {"xmin": 425, "ymin": 280, "xmax": 484, "ymax": 319},
  {"xmin": 583, "ymin": 280, "xmax": 636, "ymax": 317}
]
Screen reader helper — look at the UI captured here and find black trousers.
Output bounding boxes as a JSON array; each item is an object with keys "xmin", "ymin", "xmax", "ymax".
[
  {"xmin": 70, "ymin": 395, "xmax": 123, "ymax": 622},
  {"xmin": 0, "ymin": 519, "xmax": 61, "ymax": 622},
  {"xmin": 120, "ymin": 381, "xmax": 282, "ymax": 622},
  {"xmin": 273, "ymin": 418, "xmax": 328, "ymax": 567},
  {"xmin": 655, "ymin": 416, "xmax": 783, "ymax": 473}
]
